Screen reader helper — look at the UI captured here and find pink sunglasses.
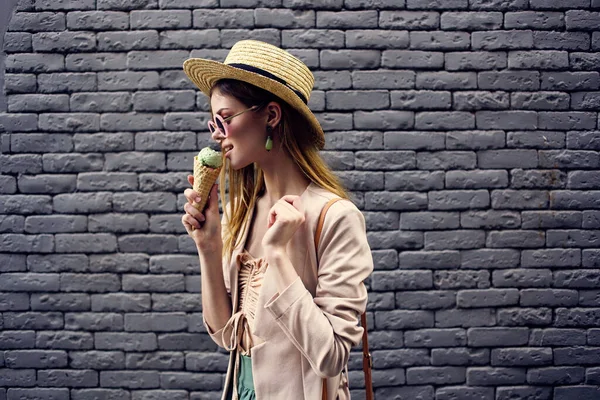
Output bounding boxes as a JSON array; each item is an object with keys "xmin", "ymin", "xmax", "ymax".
[{"xmin": 208, "ymin": 105, "xmax": 260, "ymax": 137}]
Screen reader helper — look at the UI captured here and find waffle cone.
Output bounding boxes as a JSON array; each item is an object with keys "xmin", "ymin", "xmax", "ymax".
[{"xmin": 193, "ymin": 156, "xmax": 221, "ymax": 211}]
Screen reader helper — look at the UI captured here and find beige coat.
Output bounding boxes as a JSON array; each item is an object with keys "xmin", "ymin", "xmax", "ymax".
[{"xmin": 204, "ymin": 182, "xmax": 373, "ymax": 400}]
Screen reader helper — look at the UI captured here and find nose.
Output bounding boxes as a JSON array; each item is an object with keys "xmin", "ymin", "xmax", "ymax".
[{"xmin": 209, "ymin": 122, "xmax": 225, "ymax": 143}]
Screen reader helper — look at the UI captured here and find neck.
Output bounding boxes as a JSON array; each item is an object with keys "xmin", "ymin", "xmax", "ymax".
[{"xmin": 258, "ymin": 147, "xmax": 310, "ymax": 206}]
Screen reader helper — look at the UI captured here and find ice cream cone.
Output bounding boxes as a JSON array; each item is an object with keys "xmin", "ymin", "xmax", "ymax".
[{"xmin": 193, "ymin": 156, "xmax": 221, "ymax": 211}]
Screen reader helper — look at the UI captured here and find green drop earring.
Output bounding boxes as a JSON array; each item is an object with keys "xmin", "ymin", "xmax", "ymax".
[{"xmin": 265, "ymin": 125, "xmax": 273, "ymax": 151}]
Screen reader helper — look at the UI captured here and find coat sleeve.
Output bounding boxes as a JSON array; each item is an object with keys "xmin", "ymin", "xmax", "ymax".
[
  {"xmin": 264, "ymin": 200, "xmax": 373, "ymax": 377},
  {"xmin": 202, "ymin": 207, "xmax": 232, "ymax": 349}
]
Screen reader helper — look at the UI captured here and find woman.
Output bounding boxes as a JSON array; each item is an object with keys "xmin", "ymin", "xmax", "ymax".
[{"xmin": 181, "ymin": 40, "xmax": 373, "ymax": 400}]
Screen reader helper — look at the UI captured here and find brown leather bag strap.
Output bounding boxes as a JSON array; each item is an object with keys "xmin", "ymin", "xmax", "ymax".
[{"xmin": 315, "ymin": 198, "xmax": 373, "ymax": 400}]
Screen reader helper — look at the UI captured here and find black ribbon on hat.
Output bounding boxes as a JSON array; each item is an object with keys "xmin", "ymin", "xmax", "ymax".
[{"xmin": 229, "ymin": 63, "xmax": 308, "ymax": 105}]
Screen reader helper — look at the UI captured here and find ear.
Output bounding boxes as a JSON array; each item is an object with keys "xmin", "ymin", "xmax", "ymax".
[{"xmin": 265, "ymin": 101, "xmax": 282, "ymax": 129}]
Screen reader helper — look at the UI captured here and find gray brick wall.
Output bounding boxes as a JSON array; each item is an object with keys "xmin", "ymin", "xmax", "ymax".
[{"xmin": 1, "ymin": 0, "xmax": 600, "ymax": 399}]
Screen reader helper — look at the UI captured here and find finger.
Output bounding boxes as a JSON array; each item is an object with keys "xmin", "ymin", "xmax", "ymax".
[
  {"xmin": 183, "ymin": 213, "xmax": 201, "ymax": 230},
  {"xmin": 205, "ymin": 184, "xmax": 219, "ymax": 213},
  {"xmin": 182, "ymin": 214, "xmax": 201, "ymax": 231},
  {"xmin": 187, "ymin": 174, "xmax": 194, "ymax": 186},
  {"xmin": 184, "ymin": 202, "xmax": 206, "ymax": 222},
  {"xmin": 184, "ymin": 188, "xmax": 202, "ymax": 205}
]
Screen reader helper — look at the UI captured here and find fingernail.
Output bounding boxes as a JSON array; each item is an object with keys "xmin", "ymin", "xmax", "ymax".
[{"xmin": 195, "ymin": 197, "xmax": 201, "ymax": 203}]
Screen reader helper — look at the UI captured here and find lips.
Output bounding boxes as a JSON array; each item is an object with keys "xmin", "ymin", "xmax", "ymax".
[{"xmin": 222, "ymin": 145, "xmax": 233, "ymax": 157}]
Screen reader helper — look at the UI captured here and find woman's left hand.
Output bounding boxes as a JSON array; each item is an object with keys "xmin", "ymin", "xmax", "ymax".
[{"xmin": 262, "ymin": 195, "xmax": 305, "ymax": 251}]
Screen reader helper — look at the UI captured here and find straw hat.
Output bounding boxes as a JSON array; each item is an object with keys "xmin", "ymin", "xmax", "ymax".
[{"xmin": 183, "ymin": 40, "xmax": 325, "ymax": 149}]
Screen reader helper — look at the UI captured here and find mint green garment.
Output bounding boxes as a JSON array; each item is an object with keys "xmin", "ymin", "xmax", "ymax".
[{"xmin": 226, "ymin": 353, "xmax": 255, "ymax": 400}]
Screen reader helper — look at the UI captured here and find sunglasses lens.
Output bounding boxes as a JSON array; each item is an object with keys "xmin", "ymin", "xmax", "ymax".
[
  {"xmin": 216, "ymin": 118, "xmax": 225, "ymax": 134},
  {"xmin": 208, "ymin": 123, "xmax": 215, "ymax": 133}
]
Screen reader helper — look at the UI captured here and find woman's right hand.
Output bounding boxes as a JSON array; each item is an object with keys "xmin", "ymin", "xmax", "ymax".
[{"xmin": 182, "ymin": 175, "xmax": 221, "ymax": 251}]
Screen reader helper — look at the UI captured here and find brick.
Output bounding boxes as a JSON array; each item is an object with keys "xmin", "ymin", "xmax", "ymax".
[
  {"xmin": 555, "ymin": 270, "xmax": 600, "ymax": 288},
  {"xmin": 428, "ymin": 190, "xmax": 489, "ymax": 210},
  {"xmin": 4, "ymin": 74, "xmax": 37, "ymax": 94},
  {"xmin": 367, "ymin": 231, "xmax": 423, "ymax": 249},
  {"xmin": 534, "ymin": 31, "xmax": 591, "ymax": 50},
  {"xmin": 498, "ymin": 308, "xmax": 553, "ymax": 326},
  {"xmin": 407, "ymin": 0, "xmax": 467, "ymax": 9},
  {"xmin": 528, "ymin": 367, "xmax": 585, "ymax": 385},
  {"xmin": 406, "ymin": 366, "xmax": 465, "ymax": 384},
  {"xmin": 441, "ymin": 11, "xmax": 502, "ymax": 30},
  {"xmin": 431, "ymin": 349, "xmax": 489, "ymax": 366},
  {"xmin": 95, "ymin": 332, "xmax": 157, "ymax": 351},
  {"xmin": 512, "ymin": 92, "xmax": 570, "ymax": 110},
  {"xmin": 122, "ymin": 274, "xmax": 184, "ymax": 292},
  {"xmin": 492, "ymin": 269, "xmax": 552, "ymax": 288},
  {"xmin": 436, "ymin": 386, "xmax": 493, "ymax": 400},
  {"xmin": 479, "ymin": 71, "xmax": 540, "ymax": 90},
  {"xmin": 541, "ymin": 72, "xmax": 599, "ymax": 90},
  {"xmin": 24, "ymin": 215, "xmax": 87, "ymax": 235},
  {"xmin": 566, "ymin": 10, "xmax": 600, "ymax": 30},
  {"xmin": 320, "ymin": 50, "xmax": 380, "ymax": 69},
  {"xmin": 0, "ymin": 369, "xmax": 36, "ymax": 386},
  {"xmin": 374, "ymin": 310, "xmax": 434, "ymax": 330},
  {"xmin": 435, "ymin": 309, "xmax": 495, "ymax": 327},
  {"xmin": 554, "ymin": 386, "xmax": 600, "ymax": 400},
  {"xmin": 30, "ymin": 293, "xmax": 90, "ymax": 311},
  {"xmin": 36, "ymin": 331, "xmax": 93, "ymax": 350},
  {"xmin": 65, "ymin": 53, "xmax": 127, "ymax": 71},
  {"xmin": 0, "ymin": 272, "xmax": 59, "ymax": 292},
  {"xmin": 425, "ymin": 230, "xmax": 486, "ymax": 250},
  {"xmin": 540, "ymin": 150, "xmax": 599, "ymax": 168},
  {"xmin": 8, "ymin": 12, "xmax": 65, "ymax": 32},
  {"xmin": 317, "ymin": 10, "xmax": 377, "ymax": 28},
  {"xmin": 366, "ymin": 190, "xmax": 428, "ymax": 211},
  {"xmin": 570, "ymin": 52, "xmax": 600, "ymax": 71},
  {"xmin": 382, "ymin": 50, "xmax": 444, "ymax": 69},
  {"xmin": 505, "ymin": 11, "xmax": 565, "ymax": 29},
  {"xmin": 449, "ymin": 171, "xmax": 509, "ymax": 189},
  {"xmin": 372, "ymin": 270, "xmax": 432, "ymax": 290},
  {"xmin": 397, "ymin": 290, "xmax": 456, "ymax": 309},
  {"xmin": 467, "ymin": 367, "xmax": 527, "ymax": 385},
  {"xmin": 472, "ymin": 30, "xmax": 533, "ymax": 50},
  {"xmin": 550, "ymin": 191, "xmax": 600, "ymax": 209},
  {"xmin": 5, "ymin": 388, "xmax": 69, "ymax": 400},
  {"xmin": 405, "ymin": 328, "xmax": 466, "ymax": 347},
  {"xmin": 0, "ymin": 195, "xmax": 52, "ymax": 214},
  {"xmin": 511, "ymin": 169, "xmax": 567, "ymax": 189},
  {"xmin": 73, "ymin": 133, "xmax": 132, "ymax": 153},
  {"xmin": 98, "ymin": 71, "xmax": 160, "ymax": 91},
  {"xmin": 469, "ymin": 0, "xmax": 528, "ymax": 9},
  {"xmin": 379, "ymin": 11, "xmax": 439, "ymax": 29},
  {"xmin": 508, "ymin": 131, "xmax": 565, "ymax": 149},
  {"xmin": 67, "ymin": 11, "xmax": 129, "ymax": 30},
  {"xmin": 410, "ymin": 31, "xmax": 470, "ymax": 50},
  {"xmin": 385, "ymin": 171, "xmax": 444, "ymax": 190},
  {"xmin": 391, "ymin": 90, "xmax": 450, "ymax": 110},
  {"xmin": 0, "ymin": 113, "xmax": 38, "ymax": 131},
  {"xmin": 479, "ymin": 150, "xmax": 538, "ymax": 169},
  {"xmin": 32, "ymin": 32, "xmax": 96, "ymax": 52},
  {"xmin": 336, "ymin": 171, "xmax": 383, "ymax": 191},
  {"xmin": 399, "ymin": 250, "xmax": 460, "ymax": 268},
  {"xmin": 531, "ymin": 328, "xmax": 586, "ymax": 346},
  {"xmin": 0, "ymin": 254, "xmax": 26, "ymax": 272},
  {"xmin": 0, "ymin": 235, "xmax": 54, "ymax": 253},
  {"xmin": 192, "ymin": 9, "xmax": 253, "ymax": 28},
  {"xmin": 376, "ymin": 386, "xmax": 434, "ymax": 399},
  {"xmin": 71, "ymin": 389, "xmax": 130, "ymax": 400},
  {"xmin": 4, "ymin": 350, "xmax": 67, "ymax": 369},
  {"xmin": 254, "ymin": 9, "xmax": 313, "ymax": 28},
  {"xmin": 446, "ymin": 52, "xmax": 507, "ymax": 71},
  {"xmin": 434, "ymin": 270, "xmax": 490, "ymax": 289},
  {"xmin": 492, "ymin": 348, "xmax": 552, "ymax": 366},
  {"xmin": 521, "ymin": 211, "xmax": 582, "ymax": 229},
  {"xmin": 521, "ymin": 289, "xmax": 578, "ymax": 307},
  {"xmin": 509, "ymin": 50, "xmax": 569, "ymax": 69},
  {"xmin": 65, "ymin": 313, "xmax": 123, "ymax": 331},
  {"xmin": 556, "ymin": 308, "xmax": 600, "ymax": 327},
  {"xmin": 8, "ymin": 94, "xmax": 69, "ymax": 112},
  {"xmin": 416, "ymin": 112, "xmax": 475, "ymax": 130},
  {"xmin": 572, "ymin": 92, "xmax": 600, "ymax": 110},
  {"xmin": 0, "ymin": 155, "xmax": 42, "ymax": 174},
  {"xmin": 3, "ymin": 312, "xmax": 63, "ymax": 329},
  {"xmin": 477, "ymin": 111, "xmax": 538, "ymax": 130},
  {"xmin": 98, "ymin": 31, "xmax": 159, "ymax": 51},
  {"xmin": 488, "ymin": 230, "xmax": 546, "ymax": 248},
  {"xmin": 97, "ymin": 0, "xmax": 158, "ymax": 9},
  {"xmin": 45, "ymin": 154, "xmax": 98, "ymax": 173},
  {"xmin": 522, "ymin": 249, "xmax": 581, "ymax": 267},
  {"xmin": 54, "ymin": 234, "xmax": 117, "ymax": 254},
  {"xmin": 91, "ymin": 293, "xmax": 151, "ymax": 312},
  {"xmin": 157, "ymin": 333, "xmax": 217, "ymax": 351},
  {"xmin": 446, "ymin": 131, "xmax": 504, "ymax": 150},
  {"xmin": 401, "ymin": 213, "xmax": 459, "ymax": 230},
  {"xmin": 491, "ymin": 189, "xmax": 548, "ymax": 210},
  {"xmin": 458, "ymin": 289, "xmax": 518, "ymax": 308},
  {"xmin": 69, "ymin": 351, "xmax": 125, "ymax": 370}
]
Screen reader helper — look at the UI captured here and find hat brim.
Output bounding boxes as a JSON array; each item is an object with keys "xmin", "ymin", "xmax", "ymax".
[{"xmin": 183, "ymin": 58, "xmax": 325, "ymax": 150}]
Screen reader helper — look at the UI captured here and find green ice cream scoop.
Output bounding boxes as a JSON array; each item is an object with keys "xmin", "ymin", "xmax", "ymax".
[{"xmin": 197, "ymin": 147, "xmax": 222, "ymax": 168}]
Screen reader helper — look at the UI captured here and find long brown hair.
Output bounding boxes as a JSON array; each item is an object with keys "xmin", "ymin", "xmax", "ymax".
[{"xmin": 211, "ymin": 79, "xmax": 349, "ymax": 260}]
